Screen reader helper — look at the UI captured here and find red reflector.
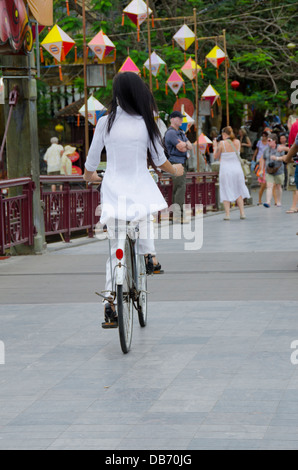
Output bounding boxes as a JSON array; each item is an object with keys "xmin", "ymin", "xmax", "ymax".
[{"xmin": 116, "ymin": 249, "xmax": 123, "ymax": 260}]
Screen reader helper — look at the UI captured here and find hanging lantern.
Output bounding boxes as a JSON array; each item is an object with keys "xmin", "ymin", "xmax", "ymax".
[
  {"xmin": 202, "ymin": 84, "xmax": 220, "ymax": 106},
  {"xmin": 205, "ymin": 45, "xmax": 226, "ymax": 78},
  {"xmin": 144, "ymin": 52, "xmax": 166, "ymax": 88},
  {"xmin": 180, "ymin": 105, "xmax": 195, "ymax": 133},
  {"xmin": 198, "ymin": 133, "xmax": 212, "ymax": 154},
  {"xmin": 173, "ymin": 25, "xmax": 195, "ymax": 60},
  {"xmin": 79, "ymin": 96, "xmax": 107, "ymax": 126},
  {"xmin": 41, "ymin": 25, "xmax": 75, "ymax": 81},
  {"xmin": 119, "ymin": 56, "xmax": 140, "ymax": 74},
  {"xmin": 88, "ymin": 30, "xmax": 116, "ymax": 61},
  {"xmin": 166, "ymin": 70, "xmax": 185, "ymax": 96},
  {"xmin": 231, "ymin": 80, "xmax": 240, "ymax": 96},
  {"xmin": 123, "ymin": 0, "xmax": 153, "ymax": 41},
  {"xmin": 181, "ymin": 58, "xmax": 203, "ymax": 81},
  {"xmin": 202, "ymin": 84, "xmax": 220, "ymax": 117}
]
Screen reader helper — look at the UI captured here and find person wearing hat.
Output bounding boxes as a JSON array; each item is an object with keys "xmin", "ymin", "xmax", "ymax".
[
  {"xmin": 60, "ymin": 145, "xmax": 75, "ymax": 176},
  {"xmin": 43, "ymin": 137, "xmax": 64, "ymax": 192},
  {"xmin": 164, "ymin": 111, "xmax": 193, "ymax": 223}
]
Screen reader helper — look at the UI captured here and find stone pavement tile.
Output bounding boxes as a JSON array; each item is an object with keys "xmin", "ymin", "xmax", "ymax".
[
  {"xmin": 56, "ymin": 424, "xmax": 132, "ymax": 440},
  {"xmin": 0, "ymin": 425, "xmax": 68, "ymax": 440},
  {"xmin": 259, "ymin": 440, "xmax": 298, "ymax": 450},
  {"xmin": 138, "ymin": 412, "xmax": 207, "ymax": 426},
  {"xmin": 117, "ymin": 438, "xmax": 191, "ymax": 450},
  {"xmin": 73, "ymin": 411, "xmax": 142, "ymax": 426},
  {"xmin": 262, "ymin": 426, "xmax": 298, "ymax": 442},
  {"xmin": 228, "ymin": 377, "xmax": 291, "ymax": 390},
  {"xmin": 269, "ymin": 413, "xmax": 298, "ymax": 427},
  {"xmin": 219, "ymin": 389, "xmax": 284, "ymax": 402},
  {"xmin": 287, "ymin": 372, "xmax": 298, "ymax": 389},
  {"xmin": 211, "ymin": 399, "xmax": 279, "ymax": 414},
  {"xmin": 8, "ymin": 409, "xmax": 84, "ymax": 427},
  {"xmin": 122, "ymin": 424, "xmax": 199, "ymax": 441},
  {"xmin": 149, "ymin": 399, "xmax": 216, "ymax": 414},
  {"xmin": 193, "ymin": 423, "xmax": 267, "ymax": 446},
  {"xmin": 0, "ymin": 439, "xmax": 55, "ymax": 450},
  {"xmin": 47, "ymin": 438, "xmax": 123, "ymax": 450},
  {"xmin": 184, "ymin": 354, "xmax": 249, "ymax": 374},
  {"xmin": 187, "ymin": 438, "xmax": 261, "ymax": 450},
  {"xmin": 203, "ymin": 412, "xmax": 274, "ymax": 426},
  {"xmin": 162, "ymin": 336, "xmax": 210, "ymax": 345},
  {"xmin": 96, "ymin": 387, "xmax": 164, "ymax": 403},
  {"xmin": 157, "ymin": 384, "xmax": 225, "ymax": 402}
]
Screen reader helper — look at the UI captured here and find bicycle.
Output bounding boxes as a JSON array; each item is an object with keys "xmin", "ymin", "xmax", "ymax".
[{"xmin": 96, "ymin": 221, "xmax": 150, "ymax": 354}]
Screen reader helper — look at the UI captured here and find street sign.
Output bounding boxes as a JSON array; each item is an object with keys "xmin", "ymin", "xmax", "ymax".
[{"xmin": 87, "ymin": 65, "xmax": 107, "ymax": 88}]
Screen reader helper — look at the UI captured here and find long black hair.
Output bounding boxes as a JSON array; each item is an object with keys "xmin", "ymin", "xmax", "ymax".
[{"xmin": 107, "ymin": 72, "xmax": 162, "ymax": 156}]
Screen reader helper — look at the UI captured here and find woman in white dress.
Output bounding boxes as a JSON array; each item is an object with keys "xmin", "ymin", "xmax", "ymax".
[
  {"xmin": 213, "ymin": 126, "xmax": 250, "ymax": 220},
  {"xmin": 83, "ymin": 72, "xmax": 183, "ymax": 322}
]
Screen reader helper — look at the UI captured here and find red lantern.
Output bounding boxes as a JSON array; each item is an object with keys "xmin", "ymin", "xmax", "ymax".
[{"xmin": 231, "ymin": 80, "xmax": 240, "ymax": 96}]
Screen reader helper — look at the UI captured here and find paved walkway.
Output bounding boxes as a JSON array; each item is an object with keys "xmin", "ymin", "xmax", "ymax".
[{"xmin": 0, "ymin": 190, "xmax": 298, "ymax": 450}]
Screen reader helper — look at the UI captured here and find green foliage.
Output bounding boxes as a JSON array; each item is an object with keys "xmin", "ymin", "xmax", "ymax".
[
  {"xmin": 233, "ymin": 50, "xmax": 274, "ymax": 69},
  {"xmin": 38, "ymin": 0, "xmax": 297, "ymax": 127}
]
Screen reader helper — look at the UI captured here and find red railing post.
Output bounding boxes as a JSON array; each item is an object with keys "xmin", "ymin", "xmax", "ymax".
[
  {"xmin": 0, "ymin": 194, "xmax": 5, "ymax": 255},
  {"xmin": 191, "ymin": 176, "xmax": 196, "ymax": 216},
  {"xmin": 64, "ymin": 182, "xmax": 71, "ymax": 243},
  {"xmin": 203, "ymin": 175, "xmax": 207, "ymax": 214},
  {"xmin": 22, "ymin": 181, "xmax": 35, "ymax": 247},
  {"xmin": 88, "ymin": 185, "xmax": 94, "ymax": 238}
]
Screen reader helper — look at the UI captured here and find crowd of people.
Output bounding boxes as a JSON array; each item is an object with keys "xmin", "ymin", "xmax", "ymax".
[
  {"xmin": 196, "ymin": 115, "xmax": 298, "ymax": 217},
  {"xmin": 162, "ymin": 111, "xmax": 298, "ymax": 221},
  {"xmin": 45, "ymin": 111, "xmax": 298, "ymax": 220}
]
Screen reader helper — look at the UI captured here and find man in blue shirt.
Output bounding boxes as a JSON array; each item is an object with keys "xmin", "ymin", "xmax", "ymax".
[{"xmin": 164, "ymin": 111, "xmax": 193, "ymax": 222}]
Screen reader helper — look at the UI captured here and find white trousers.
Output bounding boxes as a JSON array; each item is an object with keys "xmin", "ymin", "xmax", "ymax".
[{"xmin": 104, "ymin": 216, "xmax": 156, "ymax": 297}]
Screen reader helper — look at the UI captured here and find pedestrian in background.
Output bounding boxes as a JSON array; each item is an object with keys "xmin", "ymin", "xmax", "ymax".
[
  {"xmin": 164, "ymin": 111, "xmax": 193, "ymax": 223},
  {"xmin": 285, "ymin": 116, "xmax": 298, "ymax": 213},
  {"xmin": 277, "ymin": 133, "xmax": 290, "ymax": 191},
  {"xmin": 239, "ymin": 127, "xmax": 252, "ymax": 160},
  {"xmin": 43, "ymin": 137, "xmax": 64, "ymax": 192},
  {"xmin": 252, "ymin": 131, "xmax": 269, "ymax": 205},
  {"xmin": 213, "ymin": 126, "xmax": 250, "ymax": 220},
  {"xmin": 60, "ymin": 145, "xmax": 75, "ymax": 176},
  {"xmin": 263, "ymin": 134, "xmax": 285, "ymax": 208}
]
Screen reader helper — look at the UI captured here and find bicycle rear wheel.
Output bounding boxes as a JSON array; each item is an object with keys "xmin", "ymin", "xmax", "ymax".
[
  {"xmin": 117, "ymin": 238, "xmax": 134, "ymax": 354},
  {"xmin": 137, "ymin": 255, "xmax": 148, "ymax": 327}
]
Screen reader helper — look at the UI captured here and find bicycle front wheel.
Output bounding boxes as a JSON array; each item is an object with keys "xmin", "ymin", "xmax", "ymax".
[
  {"xmin": 137, "ymin": 255, "xmax": 148, "ymax": 327},
  {"xmin": 117, "ymin": 238, "xmax": 134, "ymax": 354}
]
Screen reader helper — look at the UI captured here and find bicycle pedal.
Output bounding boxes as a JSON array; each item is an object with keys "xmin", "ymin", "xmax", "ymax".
[
  {"xmin": 101, "ymin": 321, "xmax": 118, "ymax": 329},
  {"xmin": 153, "ymin": 269, "xmax": 164, "ymax": 275}
]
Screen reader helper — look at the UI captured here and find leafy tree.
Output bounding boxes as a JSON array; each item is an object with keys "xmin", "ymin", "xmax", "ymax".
[{"xmin": 38, "ymin": 0, "xmax": 298, "ymax": 128}]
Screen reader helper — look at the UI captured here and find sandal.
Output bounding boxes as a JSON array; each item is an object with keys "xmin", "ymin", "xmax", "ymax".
[
  {"xmin": 145, "ymin": 254, "xmax": 154, "ymax": 275},
  {"xmin": 102, "ymin": 304, "xmax": 118, "ymax": 329},
  {"xmin": 286, "ymin": 209, "xmax": 298, "ymax": 213},
  {"xmin": 153, "ymin": 262, "xmax": 164, "ymax": 275}
]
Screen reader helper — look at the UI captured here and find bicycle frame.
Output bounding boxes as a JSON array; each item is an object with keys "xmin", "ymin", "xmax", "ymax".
[{"xmin": 109, "ymin": 223, "xmax": 139, "ymax": 294}]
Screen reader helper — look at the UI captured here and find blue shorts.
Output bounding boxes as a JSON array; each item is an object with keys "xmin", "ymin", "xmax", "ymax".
[{"xmin": 295, "ymin": 165, "xmax": 298, "ymax": 190}]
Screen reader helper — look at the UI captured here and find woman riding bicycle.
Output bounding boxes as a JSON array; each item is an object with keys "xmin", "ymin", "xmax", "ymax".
[{"xmin": 84, "ymin": 72, "xmax": 183, "ymax": 323}]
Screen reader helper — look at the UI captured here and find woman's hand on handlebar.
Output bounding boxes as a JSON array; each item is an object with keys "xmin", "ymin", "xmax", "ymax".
[{"xmin": 83, "ymin": 169, "xmax": 102, "ymax": 183}]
